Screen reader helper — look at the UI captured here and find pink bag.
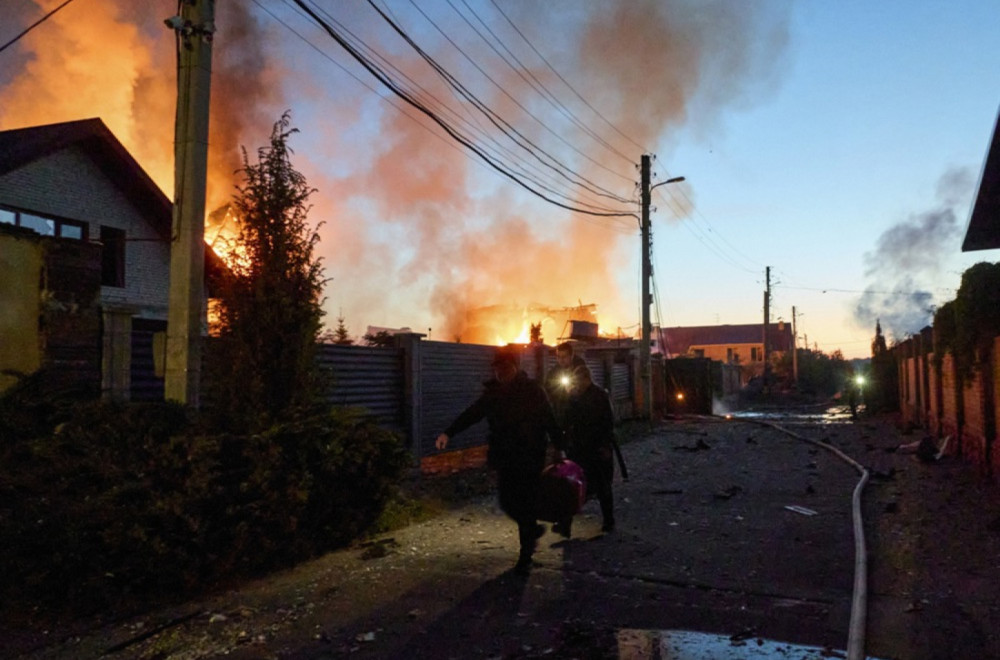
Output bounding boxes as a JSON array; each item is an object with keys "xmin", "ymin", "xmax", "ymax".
[{"xmin": 536, "ymin": 459, "xmax": 587, "ymax": 522}]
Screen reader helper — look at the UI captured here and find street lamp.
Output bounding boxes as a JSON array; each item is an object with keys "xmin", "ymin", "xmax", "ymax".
[
  {"xmin": 650, "ymin": 175, "xmax": 686, "ymax": 193},
  {"xmin": 640, "ymin": 154, "xmax": 685, "ymax": 421}
]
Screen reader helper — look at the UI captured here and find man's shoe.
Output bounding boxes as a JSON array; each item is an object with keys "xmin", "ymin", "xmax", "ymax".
[{"xmin": 552, "ymin": 519, "xmax": 572, "ymax": 538}]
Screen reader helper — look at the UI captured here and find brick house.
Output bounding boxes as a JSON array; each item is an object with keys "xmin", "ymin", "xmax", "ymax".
[
  {"xmin": 654, "ymin": 323, "xmax": 793, "ymax": 384},
  {"xmin": 0, "ymin": 118, "xmax": 212, "ymax": 401}
]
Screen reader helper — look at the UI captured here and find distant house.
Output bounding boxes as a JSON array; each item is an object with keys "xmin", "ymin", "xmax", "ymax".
[
  {"xmin": 0, "ymin": 118, "xmax": 217, "ymax": 401},
  {"xmin": 655, "ymin": 323, "xmax": 793, "ymax": 383},
  {"xmin": 963, "ymin": 106, "xmax": 1000, "ymax": 251}
]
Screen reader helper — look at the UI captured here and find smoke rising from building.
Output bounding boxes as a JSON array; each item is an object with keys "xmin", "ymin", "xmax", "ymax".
[
  {"xmin": 854, "ymin": 167, "xmax": 975, "ymax": 342},
  {"xmin": 0, "ymin": 1, "xmax": 791, "ymax": 343}
]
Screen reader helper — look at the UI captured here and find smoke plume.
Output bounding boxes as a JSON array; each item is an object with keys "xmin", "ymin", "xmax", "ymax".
[
  {"xmin": 854, "ymin": 167, "xmax": 974, "ymax": 341},
  {"xmin": 1, "ymin": 1, "xmax": 791, "ymax": 343}
]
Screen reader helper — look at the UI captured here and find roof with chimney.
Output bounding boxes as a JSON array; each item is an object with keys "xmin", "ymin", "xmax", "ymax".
[
  {"xmin": 0, "ymin": 117, "xmax": 172, "ymax": 238},
  {"xmin": 659, "ymin": 323, "xmax": 793, "ymax": 356},
  {"xmin": 963, "ymin": 106, "xmax": 1000, "ymax": 251}
]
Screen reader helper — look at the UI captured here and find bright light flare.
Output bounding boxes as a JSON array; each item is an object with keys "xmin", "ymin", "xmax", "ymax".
[
  {"xmin": 676, "ymin": 392, "xmax": 685, "ymax": 401},
  {"xmin": 855, "ymin": 375, "xmax": 866, "ymax": 387}
]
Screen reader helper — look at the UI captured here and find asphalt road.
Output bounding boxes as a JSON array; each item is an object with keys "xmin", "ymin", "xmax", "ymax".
[{"xmin": 12, "ymin": 409, "xmax": 1000, "ymax": 659}]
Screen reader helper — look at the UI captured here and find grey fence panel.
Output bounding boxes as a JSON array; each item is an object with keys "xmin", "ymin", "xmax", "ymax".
[
  {"xmin": 419, "ymin": 341, "xmax": 496, "ymax": 457},
  {"xmin": 317, "ymin": 343, "xmax": 405, "ymax": 434},
  {"xmin": 611, "ymin": 363, "xmax": 632, "ymax": 402}
]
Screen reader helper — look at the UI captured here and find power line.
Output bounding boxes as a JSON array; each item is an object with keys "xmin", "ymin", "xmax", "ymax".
[
  {"xmin": 262, "ymin": 2, "xmax": 635, "ymax": 234},
  {"xmin": 287, "ymin": 1, "xmax": 630, "ymax": 221},
  {"xmin": 287, "ymin": 0, "xmax": 636, "ymax": 220},
  {"xmin": 375, "ymin": 0, "xmax": 633, "ymax": 206},
  {"xmin": 485, "ymin": 0, "xmax": 649, "ymax": 156},
  {"xmin": 0, "ymin": 0, "xmax": 79, "ymax": 54},
  {"xmin": 450, "ymin": 0, "xmax": 637, "ymax": 171}
]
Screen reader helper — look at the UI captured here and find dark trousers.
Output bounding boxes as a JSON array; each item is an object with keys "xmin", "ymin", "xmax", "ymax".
[
  {"xmin": 496, "ymin": 466, "xmax": 541, "ymax": 559},
  {"xmin": 577, "ymin": 452, "xmax": 615, "ymax": 525}
]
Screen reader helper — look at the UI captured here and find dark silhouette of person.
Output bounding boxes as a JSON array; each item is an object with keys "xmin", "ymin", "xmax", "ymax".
[
  {"xmin": 546, "ymin": 341, "xmax": 587, "ymax": 427},
  {"xmin": 556, "ymin": 364, "xmax": 617, "ymax": 536},
  {"xmin": 436, "ymin": 347, "xmax": 564, "ymax": 575}
]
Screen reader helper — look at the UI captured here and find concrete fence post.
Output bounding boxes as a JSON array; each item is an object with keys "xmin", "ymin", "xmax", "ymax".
[{"xmin": 394, "ymin": 332, "xmax": 425, "ymax": 461}]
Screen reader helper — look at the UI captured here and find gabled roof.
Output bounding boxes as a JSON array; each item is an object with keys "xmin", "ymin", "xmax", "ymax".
[
  {"xmin": 659, "ymin": 323, "xmax": 792, "ymax": 356},
  {"xmin": 963, "ymin": 107, "xmax": 1000, "ymax": 252},
  {"xmin": 0, "ymin": 118, "xmax": 172, "ymax": 238},
  {"xmin": 0, "ymin": 118, "xmax": 227, "ymax": 283}
]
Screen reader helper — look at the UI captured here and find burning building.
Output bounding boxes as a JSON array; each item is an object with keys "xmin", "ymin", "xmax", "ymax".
[{"xmin": 457, "ymin": 303, "xmax": 599, "ymax": 346}]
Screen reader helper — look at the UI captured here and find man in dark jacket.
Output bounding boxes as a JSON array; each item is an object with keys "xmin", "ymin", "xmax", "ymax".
[
  {"xmin": 546, "ymin": 341, "xmax": 586, "ymax": 427},
  {"xmin": 562, "ymin": 364, "xmax": 616, "ymax": 534},
  {"xmin": 435, "ymin": 347, "xmax": 564, "ymax": 575}
]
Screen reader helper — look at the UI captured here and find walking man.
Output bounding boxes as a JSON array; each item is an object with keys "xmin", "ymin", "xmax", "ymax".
[
  {"xmin": 436, "ymin": 347, "xmax": 565, "ymax": 575},
  {"xmin": 562, "ymin": 364, "xmax": 617, "ymax": 534},
  {"xmin": 546, "ymin": 341, "xmax": 586, "ymax": 427}
]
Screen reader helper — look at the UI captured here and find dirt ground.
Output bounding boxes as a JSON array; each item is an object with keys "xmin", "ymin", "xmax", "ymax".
[{"xmin": 6, "ymin": 408, "xmax": 1000, "ymax": 659}]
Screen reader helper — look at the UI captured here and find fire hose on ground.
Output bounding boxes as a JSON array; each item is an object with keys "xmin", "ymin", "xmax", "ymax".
[{"xmin": 750, "ymin": 418, "xmax": 870, "ymax": 660}]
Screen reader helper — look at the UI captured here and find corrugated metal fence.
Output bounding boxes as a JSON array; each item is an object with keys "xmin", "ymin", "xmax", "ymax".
[{"xmin": 317, "ymin": 336, "xmax": 637, "ymax": 459}]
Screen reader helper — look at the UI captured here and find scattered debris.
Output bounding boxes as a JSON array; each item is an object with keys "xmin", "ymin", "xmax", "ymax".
[
  {"xmin": 784, "ymin": 505, "xmax": 818, "ymax": 516},
  {"xmin": 359, "ymin": 538, "xmax": 399, "ymax": 560},
  {"xmin": 714, "ymin": 486, "xmax": 743, "ymax": 500},
  {"xmin": 896, "ymin": 436, "xmax": 950, "ymax": 462},
  {"xmin": 674, "ymin": 438, "xmax": 711, "ymax": 452},
  {"xmin": 729, "ymin": 627, "xmax": 759, "ymax": 642},
  {"xmin": 870, "ymin": 466, "xmax": 897, "ymax": 481}
]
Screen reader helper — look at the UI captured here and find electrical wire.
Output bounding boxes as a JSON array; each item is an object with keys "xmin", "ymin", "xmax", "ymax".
[
  {"xmin": 287, "ymin": 1, "xmax": 630, "ymax": 221},
  {"xmin": 373, "ymin": 0, "xmax": 633, "ymax": 206},
  {"xmin": 449, "ymin": 0, "xmax": 637, "ymax": 174},
  {"xmin": 260, "ymin": 1, "xmax": 636, "ymax": 235},
  {"xmin": 485, "ymin": 0, "xmax": 649, "ymax": 156},
  {"xmin": 287, "ymin": 0, "xmax": 637, "ymax": 221},
  {"xmin": 0, "ymin": 0, "xmax": 79, "ymax": 54}
]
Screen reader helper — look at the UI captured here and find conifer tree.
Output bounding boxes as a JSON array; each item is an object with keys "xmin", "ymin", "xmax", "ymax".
[{"xmin": 210, "ymin": 112, "xmax": 326, "ymax": 430}]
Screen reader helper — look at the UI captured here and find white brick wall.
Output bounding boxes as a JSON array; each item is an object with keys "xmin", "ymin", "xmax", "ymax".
[{"xmin": 0, "ymin": 146, "xmax": 171, "ymax": 319}]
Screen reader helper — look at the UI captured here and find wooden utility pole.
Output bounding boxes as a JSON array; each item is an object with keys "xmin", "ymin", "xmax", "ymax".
[
  {"xmin": 164, "ymin": 0, "xmax": 215, "ymax": 407},
  {"xmin": 640, "ymin": 155, "xmax": 653, "ymax": 420},
  {"xmin": 792, "ymin": 305, "xmax": 798, "ymax": 385},
  {"xmin": 639, "ymin": 157, "xmax": 685, "ymax": 420},
  {"xmin": 763, "ymin": 266, "xmax": 771, "ymax": 393}
]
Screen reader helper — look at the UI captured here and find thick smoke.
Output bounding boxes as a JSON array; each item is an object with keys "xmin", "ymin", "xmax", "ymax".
[
  {"xmin": 0, "ymin": 0, "xmax": 282, "ymax": 217},
  {"xmin": 313, "ymin": 0, "xmax": 792, "ymax": 341},
  {"xmin": 854, "ymin": 167, "xmax": 974, "ymax": 341},
  {"xmin": 1, "ymin": 1, "xmax": 791, "ymax": 343}
]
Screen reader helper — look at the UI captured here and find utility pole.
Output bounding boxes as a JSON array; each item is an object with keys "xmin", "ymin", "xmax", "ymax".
[
  {"xmin": 164, "ymin": 1, "xmax": 215, "ymax": 407},
  {"xmin": 762, "ymin": 266, "xmax": 771, "ymax": 394},
  {"xmin": 640, "ymin": 155, "xmax": 652, "ymax": 420},
  {"xmin": 639, "ymin": 155, "xmax": 684, "ymax": 421},
  {"xmin": 792, "ymin": 305, "xmax": 798, "ymax": 386}
]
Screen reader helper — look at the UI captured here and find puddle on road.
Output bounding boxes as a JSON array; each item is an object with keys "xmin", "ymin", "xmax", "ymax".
[
  {"xmin": 616, "ymin": 629, "xmax": 884, "ymax": 659},
  {"xmin": 729, "ymin": 405, "xmax": 862, "ymax": 425}
]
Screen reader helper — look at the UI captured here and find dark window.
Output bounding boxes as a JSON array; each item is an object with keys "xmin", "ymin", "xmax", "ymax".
[
  {"xmin": 100, "ymin": 226, "xmax": 126, "ymax": 287},
  {"xmin": 0, "ymin": 206, "xmax": 86, "ymax": 240},
  {"xmin": 19, "ymin": 212, "xmax": 55, "ymax": 235},
  {"xmin": 59, "ymin": 222, "xmax": 85, "ymax": 240}
]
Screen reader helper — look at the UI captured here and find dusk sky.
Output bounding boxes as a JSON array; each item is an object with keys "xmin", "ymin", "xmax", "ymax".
[{"xmin": 2, "ymin": 0, "xmax": 998, "ymax": 358}]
